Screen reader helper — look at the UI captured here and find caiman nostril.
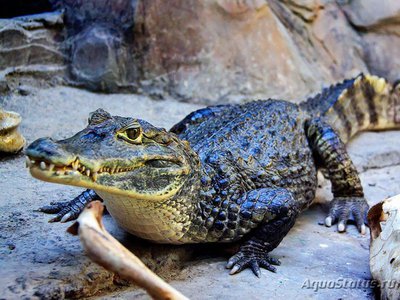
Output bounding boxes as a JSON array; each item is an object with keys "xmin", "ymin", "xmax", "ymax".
[
  {"xmin": 26, "ymin": 137, "xmax": 58, "ymax": 157},
  {"xmin": 25, "ymin": 137, "xmax": 71, "ymax": 164}
]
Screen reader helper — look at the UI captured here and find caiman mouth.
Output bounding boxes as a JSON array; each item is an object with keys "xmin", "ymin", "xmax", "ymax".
[
  {"xmin": 26, "ymin": 155, "xmax": 188, "ymax": 200},
  {"xmin": 26, "ymin": 156, "xmax": 141, "ymax": 182}
]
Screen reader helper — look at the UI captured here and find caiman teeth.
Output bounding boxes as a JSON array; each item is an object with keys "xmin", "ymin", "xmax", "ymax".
[
  {"xmin": 25, "ymin": 157, "xmax": 32, "ymax": 168},
  {"xmin": 71, "ymin": 158, "xmax": 80, "ymax": 170},
  {"xmin": 40, "ymin": 161, "xmax": 46, "ymax": 170},
  {"xmin": 28, "ymin": 156, "xmax": 137, "ymax": 182}
]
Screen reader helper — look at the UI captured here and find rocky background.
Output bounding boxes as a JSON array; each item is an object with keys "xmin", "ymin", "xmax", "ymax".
[
  {"xmin": 1, "ymin": 0, "xmax": 400, "ymax": 299},
  {"xmin": 0, "ymin": 0, "xmax": 399, "ymax": 103}
]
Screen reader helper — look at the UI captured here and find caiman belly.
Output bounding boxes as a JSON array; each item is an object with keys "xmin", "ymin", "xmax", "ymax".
[{"xmin": 96, "ymin": 190, "xmax": 191, "ymax": 244}]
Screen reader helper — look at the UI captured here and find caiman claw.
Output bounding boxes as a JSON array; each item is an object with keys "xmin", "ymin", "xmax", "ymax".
[{"xmin": 325, "ymin": 197, "xmax": 369, "ymax": 234}]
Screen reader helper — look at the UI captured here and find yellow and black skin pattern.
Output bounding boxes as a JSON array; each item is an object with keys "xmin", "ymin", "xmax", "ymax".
[{"xmin": 26, "ymin": 74, "xmax": 400, "ymax": 277}]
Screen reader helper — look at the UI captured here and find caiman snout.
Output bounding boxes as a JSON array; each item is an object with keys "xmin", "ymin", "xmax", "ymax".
[{"xmin": 26, "ymin": 137, "xmax": 74, "ymax": 165}]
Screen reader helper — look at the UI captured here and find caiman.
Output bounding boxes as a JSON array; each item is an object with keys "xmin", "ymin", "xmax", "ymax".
[{"xmin": 26, "ymin": 74, "xmax": 400, "ymax": 276}]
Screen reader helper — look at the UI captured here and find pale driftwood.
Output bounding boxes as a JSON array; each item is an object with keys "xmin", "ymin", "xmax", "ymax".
[
  {"xmin": 368, "ymin": 195, "xmax": 400, "ymax": 300},
  {"xmin": 67, "ymin": 201, "xmax": 188, "ymax": 300}
]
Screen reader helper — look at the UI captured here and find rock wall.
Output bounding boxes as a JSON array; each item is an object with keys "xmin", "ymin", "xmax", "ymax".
[
  {"xmin": 0, "ymin": 0, "xmax": 399, "ymax": 103},
  {"xmin": 0, "ymin": 11, "xmax": 66, "ymax": 93},
  {"xmin": 133, "ymin": 0, "xmax": 399, "ymax": 103}
]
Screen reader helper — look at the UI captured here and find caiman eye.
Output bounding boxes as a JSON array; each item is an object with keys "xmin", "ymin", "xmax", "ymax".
[
  {"xmin": 126, "ymin": 128, "xmax": 141, "ymax": 140},
  {"xmin": 117, "ymin": 127, "xmax": 142, "ymax": 144}
]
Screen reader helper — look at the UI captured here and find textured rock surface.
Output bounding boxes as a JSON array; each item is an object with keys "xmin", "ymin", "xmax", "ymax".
[
  {"xmin": 137, "ymin": 0, "xmax": 306, "ymax": 101},
  {"xmin": 340, "ymin": 0, "xmax": 400, "ymax": 29},
  {"xmin": 1, "ymin": 86, "xmax": 400, "ymax": 299},
  {"xmin": 112, "ymin": 0, "xmax": 400, "ymax": 101},
  {"xmin": 1, "ymin": 0, "xmax": 400, "ymax": 102},
  {"xmin": 0, "ymin": 11, "xmax": 66, "ymax": 94},
  {"xmin": 60, "ymin": 0, "xmax": 139, "ymax": 91}
]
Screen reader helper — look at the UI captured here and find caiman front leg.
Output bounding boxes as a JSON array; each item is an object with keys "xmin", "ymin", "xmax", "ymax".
[
  {"xmin": 226, "ymin": 188, "xmax": 298, "ymax": 277},
  {"xmin": 306, "ymin": 118, "xmax": 369, "ymax": 234},
  {"xmin": 38, "ymin": 189, "xmax": 101, "ymax": 223}
]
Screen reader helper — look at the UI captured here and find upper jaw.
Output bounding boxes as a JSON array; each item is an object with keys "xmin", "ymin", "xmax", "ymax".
[
  {"xmin": 26, "ymin": 154, "xmax": 189, "ymax": 184},
  {"xmin": 25, "ymin": 155, "xmax": 148, "ymax": 183}
]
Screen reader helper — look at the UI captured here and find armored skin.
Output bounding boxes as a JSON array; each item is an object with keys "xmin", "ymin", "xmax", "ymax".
[{"xmin": 26, "ymin": 74, "xmax": 400, "ymax": 276}]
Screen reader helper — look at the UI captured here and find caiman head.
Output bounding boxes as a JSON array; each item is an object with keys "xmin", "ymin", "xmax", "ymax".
[{"xmin": 26, "ymin": 109, "xmax": 197, "ymax": 201}]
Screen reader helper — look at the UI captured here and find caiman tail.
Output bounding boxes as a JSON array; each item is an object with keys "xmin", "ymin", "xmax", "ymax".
[{"xmin": 301, "ymin": 74, "xmax": 400, "ymax": 143}]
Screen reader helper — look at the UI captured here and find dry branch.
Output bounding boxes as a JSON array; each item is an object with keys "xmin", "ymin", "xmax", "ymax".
[{"xmin": 67, "ymin": 201, "xmax": 188, "ymax": 300}]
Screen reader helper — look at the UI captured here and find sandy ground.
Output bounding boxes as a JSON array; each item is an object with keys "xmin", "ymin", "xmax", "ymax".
[{"xmin": 1, "ymin": 86, "xmax": 400, "ymax": 299}]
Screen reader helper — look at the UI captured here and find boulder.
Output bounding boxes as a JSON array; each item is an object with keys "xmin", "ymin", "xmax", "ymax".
[
  {"xmin": 130, "ymin": 0, "xmax": 396, "ymax": 102},
  {"xmin": 362, "ymin": 33, "xmax": 400, "ymax": 83},
  {"xmin": 340, "ymin": 0, "xmax": 400, "ymax": 30}
]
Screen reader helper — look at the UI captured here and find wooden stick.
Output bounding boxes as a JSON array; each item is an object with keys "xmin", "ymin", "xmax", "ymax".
[{"xmin": 67, "ymin": 201, "xmax": 188, "ymax": 300}]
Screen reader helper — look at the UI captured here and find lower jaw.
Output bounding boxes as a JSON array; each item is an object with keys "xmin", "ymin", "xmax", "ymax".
[{"xmin": 29, "ymin": 167, "xmax": 96, "ymax": 188}]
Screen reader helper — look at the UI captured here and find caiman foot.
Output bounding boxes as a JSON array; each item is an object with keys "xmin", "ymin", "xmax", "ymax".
[
  {"xmin": 325, "ymin": 196, "xmax": 369, "ymax": 234},
  {"xmin": 226, "ymin": 247, "xmax": 281, "ymax": 277},
  {"xmin": 37, "ymin": 189, "xmax": 100, "ymax": 223}
]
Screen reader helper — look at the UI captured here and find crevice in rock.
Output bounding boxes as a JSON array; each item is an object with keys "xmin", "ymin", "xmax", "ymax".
[
  {"xmin": 266, "ymin": 0, "xmax": 321, "ymax": 89},
  {"xmin": 335, "ymin": 0, "xmax": 400, "ymax": 35}
]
